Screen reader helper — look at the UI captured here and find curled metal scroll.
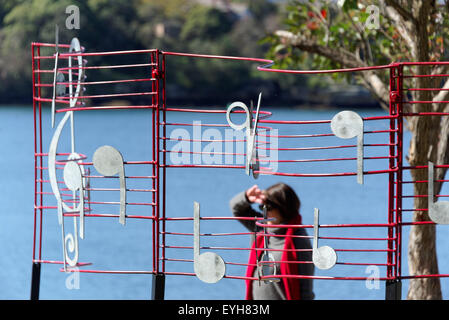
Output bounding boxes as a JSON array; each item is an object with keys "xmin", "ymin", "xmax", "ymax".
[{"xmin": 48, "ymin": 37, "xmax": 86, "ymax": 271}]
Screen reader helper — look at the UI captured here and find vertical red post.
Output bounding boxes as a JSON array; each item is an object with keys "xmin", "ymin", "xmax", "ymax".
[
  {"xmin": 161, "ymin": 53, "xmax": 167, "ymax": 275},
  {"xmin": 31, "ymin": 43, "xmax": 42, "ymax": 300},
  {"xmin": 387, "ymin": 66, "xmax": 396, "ymax": 281},
  {"xmin": 151, "ymin": 51, "xmax": 157, "ymax": 274},
  {"xmin": 151, "ymin": 50, "xmax": 165, "ymax": 300},
  {"xmin": 396, "ymin": 64, "xmax": 404, "ymax": 281},
  {"xmin": 386, "ymin": 64, "xmax": 403, "ymax": 300}
]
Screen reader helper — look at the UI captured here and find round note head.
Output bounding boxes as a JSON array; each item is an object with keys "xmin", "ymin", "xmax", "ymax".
[
  {"xmin": 63, "ymin": 161, "xmax": 83, "ymax": 191},
  {"xmin": 93, "ymin": 145, "xmax": 124, "ymax": 176},
  {"xmin": 331, "ymin": 111, "xmax": 363, "ymax": 139},
  {"xmin": 226, "ymin": 101, "xmax": 250, "ymax": 131},
  {"xmin": 313, "ymin": 245, "xmax": 337, "ymax": 270},
  {"xmin": 429, "ymin": 202, "xmax": 449, "ymax": 225},
  {"xmin": 194, "ymin": 252, "xmax": 226, "ymax": 284}
]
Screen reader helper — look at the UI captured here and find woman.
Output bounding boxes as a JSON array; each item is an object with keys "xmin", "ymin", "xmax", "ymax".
[{"xmin": 229, "ymin": 183, "xmax": 314, "ymax": 300}]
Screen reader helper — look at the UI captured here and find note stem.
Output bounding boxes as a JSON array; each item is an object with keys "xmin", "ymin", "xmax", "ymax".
[
  {"xmin": 313, "ymin": 208, "xmax": 319, "ymax": 252},
  {"xmin": 119, "ymin": 168, "xmax": 127, "ymax": 226},
  {"xmin": 428, "ymin": 161, "xmax": 434, "ymax": 209},
  {"xmin": 193, "ymin": 201, "xmax": 200, "ymax": 260},
  {"xmin": 79, "ymin": 186, "xmax": 85, "ymax": 239},
  {"xmin": 357, "ymin": 131, "xmax": 364, "ymax": 185}
]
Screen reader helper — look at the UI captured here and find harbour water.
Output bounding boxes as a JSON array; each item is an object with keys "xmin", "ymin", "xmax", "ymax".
[{"xmin": 1, "ymin": 105, "xmax": 449, "ymax": 300}]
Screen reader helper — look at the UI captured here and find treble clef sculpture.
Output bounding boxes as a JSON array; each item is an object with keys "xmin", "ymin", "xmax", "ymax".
[{"xmin": 48, "ymin": 37, "xmax": 87, "ymax": 271}]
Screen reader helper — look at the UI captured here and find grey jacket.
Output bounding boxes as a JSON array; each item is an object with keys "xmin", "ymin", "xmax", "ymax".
[{"xmin": 230, "ymin": 191, "xmax": 315, "ymax": 300}]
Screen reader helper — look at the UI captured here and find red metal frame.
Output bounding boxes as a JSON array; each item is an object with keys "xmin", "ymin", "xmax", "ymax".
[{"xmin": 31, "ymin": 41, "xmax": 449, "ymax": 296}]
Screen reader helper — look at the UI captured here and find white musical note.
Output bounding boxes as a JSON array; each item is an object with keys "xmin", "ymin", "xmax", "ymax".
[
  {"xmin": 428, "ymin": 161, "xmax": 449, "ymax": 224},
  {"xmin": 51, "ymin": 25, "xmax": 60, "ymax": 128},
  {"xmin": 330, "ymin": 110, "xmax": 364, "ymax": 185},
  {"xmin": 258, "ymin": 204, "xmax": 280, "ymax": 283},
  {"xmin": 93, "ymin": 145, "xmax": 127, "ymax": 225},
  {"xmin": 48, "ymin": 37, "xmax": 86, "ymax": 271},
  {"xmin": 193, "ymin": 201, "xmax": 226, "ymax": 283},
  {"xmin": 63, "ymin": 160, "xmax": 85, "ymax": 239},
  {"xmin": 226, "ymin": 92, "xmax": 262, "ymax": 178},
  {"xmin": 312, "ymin": 208, "xmax": 337, "ymax": 270}
]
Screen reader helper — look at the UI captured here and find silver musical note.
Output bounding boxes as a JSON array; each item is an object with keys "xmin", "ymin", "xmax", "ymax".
[
  {"xmin": 330, "ymin": 110, "xmax": 364, "ymax": 185},
  {"xmin": 68, "ymin": 37, "xmax": 84, "ymax": 109},
  {"xmin": 63, "ymin": 160, "xmax": 85, "ymax": 239},
  {"xmin": 312, "ymin": 208, "xmax": 337, "ymax": 270},
  {"xmin": 226, "ymin": 92, "xmax": 262, "ymax": 178},
  {"xmin": 193, "ymin": 201, "xmax": 226, "ymax": 283},
  {"xmin": 48, "ymin": 37, "xmax": 86, "ymax": 271},
  {"xmin": 428, "ymin": 161, "xmax": 449, "ymax": 224},
  {"xmin": 93, "ymin": 145, "xmax": 127, "ymax": 225},
  {"xmin": 51, "ymin": 25, "xmax": 60, "ymax": 128},
  {"xmin": 258, "ymin": 204, "xmax": 280, "ymax": 283}
]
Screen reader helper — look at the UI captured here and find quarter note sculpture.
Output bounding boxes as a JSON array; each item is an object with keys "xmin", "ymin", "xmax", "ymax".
[
  {"xmin": 92, "ymin": 145, "xmax": 127, "ymax": 226},
  {"xmin": 330, "ymin": 110, "xmax": 364, "ymax": 185},
  {"xmin": 428, "ymin": 161, "xmax": 449, "ymax": 224},
  {"xmin": 226, "ymin": 92, "xmax": 262, "ymax": 178},
  {"xmin": 312, "ymin": 208, "xmax": 337, "ymax": 270},
  {"xmin": 258, "ymin": 204, "xmax": 280, "ymax": 283},
  {"xmin": 193, "ymin": 201, "xmax": 226, "ymax": 283}
]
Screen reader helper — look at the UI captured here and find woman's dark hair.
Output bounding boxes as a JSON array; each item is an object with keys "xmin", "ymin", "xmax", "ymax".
[{"xmin": 264, "ymin": 183, "xmax": 300, "ymax": 222}]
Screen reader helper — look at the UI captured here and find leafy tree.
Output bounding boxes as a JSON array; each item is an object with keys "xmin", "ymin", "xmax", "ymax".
[{"xmin": 268, "ymin": 0, "xmax": 449, "ymax": 299}]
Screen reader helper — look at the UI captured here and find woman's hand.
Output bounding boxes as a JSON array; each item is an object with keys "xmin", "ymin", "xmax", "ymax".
[{"xmin": 245, "ymin": 185, "xmax": 266, "ymax": 204}]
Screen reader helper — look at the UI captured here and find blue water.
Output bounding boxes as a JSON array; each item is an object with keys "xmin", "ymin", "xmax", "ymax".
[{"xmin": 1, "ymin": 105, "xmax": 449, "ymax": 300}]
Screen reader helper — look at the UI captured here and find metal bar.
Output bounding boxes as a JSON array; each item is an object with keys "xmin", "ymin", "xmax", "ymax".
[
  {"xmin": 396, "ymin": 64, "xmax": 404, "ymax": 286},
  {"xmin": 151, "ymin": 273, "xmax": 165, "ymax": 300},
  {"xmin": 30, "ymin": 262, "xmax": 41, "ymax": 300},
  {"xmin": 161, "ymin": 52, "xmax": 167, "ymax": 275}
]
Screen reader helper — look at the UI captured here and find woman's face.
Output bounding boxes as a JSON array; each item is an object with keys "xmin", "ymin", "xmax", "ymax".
[{"xmin": 267, "ymin": 208, "xmax": 282, "ymax": 225}]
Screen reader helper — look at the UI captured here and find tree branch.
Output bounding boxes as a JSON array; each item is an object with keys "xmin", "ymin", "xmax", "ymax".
[
  {"xmin": 384, "ymin": 5, "xmax": 416, "ymax": 58},
  {"xmin": 274, "ymin": 30, "xmax": 390, "ymax": 109},
  {"xmin": 385, "ymin": 0, "xmax": 416, "ymax": 22},
  {"xmin": 275, "ymin": 30, "xmax": 363, "ymax": 68}
]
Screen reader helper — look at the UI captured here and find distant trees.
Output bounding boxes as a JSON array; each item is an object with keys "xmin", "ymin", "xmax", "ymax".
[{"xmin": 0, "ymin": 0, "xmax": 298, "ymax": 105}]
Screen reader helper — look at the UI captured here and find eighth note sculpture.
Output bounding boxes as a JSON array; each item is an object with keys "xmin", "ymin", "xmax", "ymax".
[
  {"xmin": 93, "ymin": 145, "xmax": 127, "ymax": 225},
  {"xmin": 258, "ymin": 204, "xmax": 280, "ymax": 283},
  {"xmin": 226, "ymin": 92, "xmax": 262, "ymax": 178},
  {"xmin": 330, "ymin": 110, "xmax": 364, "ymax": 185},
  {"xmin": 193, "ymin": 201, "xmax": 226, "ymax": 283},
  {"xmin": 428, "ymin": 161, "xmax": 449, "ymax": 224},
  {"xmin": 312, "ymin": 208, "xmax": 337, "ymax": 270}
]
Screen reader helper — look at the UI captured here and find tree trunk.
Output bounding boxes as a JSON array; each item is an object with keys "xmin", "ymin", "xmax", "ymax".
[{"xmin": 406, "ymin": 0, "xmax": 442, "ymax": 300}]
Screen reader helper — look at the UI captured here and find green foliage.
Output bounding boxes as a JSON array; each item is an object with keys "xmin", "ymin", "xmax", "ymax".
[
  {"xmin": 0, "ymin": 0, "xmax": 305, "ymax": 105},
  {"xmin": 266, "ymin": 0, "xmax": 449, "ymax": 88}
]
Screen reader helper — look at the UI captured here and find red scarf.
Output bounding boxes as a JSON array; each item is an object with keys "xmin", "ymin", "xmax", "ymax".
[{"xmin": 245, "ymin": 215, "xmax": 302, "ymax": 300}]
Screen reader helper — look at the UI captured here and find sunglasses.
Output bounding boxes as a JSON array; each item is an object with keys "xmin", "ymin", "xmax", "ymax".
[{"xmin": 259, "ymin": 204, "xmax": 275, "ymax": 212}]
